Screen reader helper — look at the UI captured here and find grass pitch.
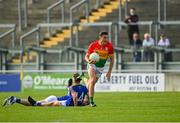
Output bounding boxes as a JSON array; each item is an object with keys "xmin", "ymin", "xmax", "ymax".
[{"xmin": 0, "ymin": 90, "xmax": 180, "ymax": 122}]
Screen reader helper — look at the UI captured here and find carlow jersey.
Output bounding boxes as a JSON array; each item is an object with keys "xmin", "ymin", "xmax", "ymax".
[{"xmin": 87, "ymin": 40, "xmax": 114, "ymax": 67}]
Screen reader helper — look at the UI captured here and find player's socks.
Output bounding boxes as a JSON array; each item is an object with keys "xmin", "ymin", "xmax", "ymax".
[
  {"xmin": 36, "ymin": 102, "xmax": 42, "ymax": 106},
  {"xmin": 89, "ymin": 97, "xmax": 94, "ymax": 104},
  {"xmin": 89, "ymin": 97, "xmax": 97, "ymax": 107},
  {"xmin": 28, "ymin": 96, "xmax": 42, "ymax": 106},
  {"xmin": 28, "ymin": 96, "xmax": 36, "ymax": 106},
  {"xmin": 15, "ymin": 98, "xmax": 21, "ymax": 103}
]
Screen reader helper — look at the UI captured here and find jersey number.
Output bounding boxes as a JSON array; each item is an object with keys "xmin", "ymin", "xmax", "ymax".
[{"xmin": 78, "ymin": 93, "xmax": 84, "ymax": 102}]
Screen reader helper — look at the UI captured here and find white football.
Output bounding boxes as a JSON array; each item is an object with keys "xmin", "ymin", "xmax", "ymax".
[{"xmin": 89, "ymin": 52, "xmax": 100, "ymax": 62}]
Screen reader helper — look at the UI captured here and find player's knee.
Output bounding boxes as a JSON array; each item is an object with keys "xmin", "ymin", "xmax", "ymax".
[
  {"xmin": 51, "ymin": 101, "xmax": 59, "ymax": 106},
  {"xmin": 90, "ymin": 77, "xmax": 97, "ymax": 83}
]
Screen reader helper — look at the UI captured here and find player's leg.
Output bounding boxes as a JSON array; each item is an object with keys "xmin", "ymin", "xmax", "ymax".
[
  {"xmin": 43, "ymin": 95, "xmax": 58, "ymax": 102},
  {"xmin": 39, "ymin": 101, "xmax": 61, "ymax": 106},
  {"xmin": 30, "ymin": 95, "xmax": 58, "ymax": 104},
  {"xmin": 28, "ymin": 96, "xmax": 38, "ymax": 106},
  {"xmin": 84, "ymin": 76, "xmax": 90, "ymax": 89},
  {"xmin": 82, "ymin": 75, "xmax": 88, "ymax": 87},
  {"xmin": 28, "ymin": 95, "xmax": 58, "ymax": 106},
  {"xmin": 29, "ymin": 95, "xmax": 73, "ymax": 107},
  {"xmin": 2, "ymin": 96, "xmax": 31, "ymax": 107},
  {"xmin": 30, "ymin": 100, "xmax": 67, "ymax": 107},
  {"xmin": 87, "ymin": 66, "xmax": 98, "ymax": 106},
  {"xmin": 15, "ymin": 99, "xmax": 31, "ymax": 106},
  {"xmin": 39, "ymin": 96, "xmax": 70, "ymax": 106},
  {"xmin": 3, "ymin": 96, "xmax": 15, "ymax": 107}
]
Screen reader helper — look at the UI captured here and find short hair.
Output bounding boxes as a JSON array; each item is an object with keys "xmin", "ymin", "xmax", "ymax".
[
  {"xmin": 73, "ymin": 73, "xmax": 81, "ymax": 82},
  {"xmin": 144, "ymin": 33, "xmax": 150, "ymax": 37},
  {"xmin": 130, "ymin": 7, "xmax": 136, "ymax": 10},
  {"xmin": 99, "ymin": 31, "xmax": 108, "ymax": 36},
  {"xmin": 160, "ymin": 33, "xmax": 165, "ymax": 37}
]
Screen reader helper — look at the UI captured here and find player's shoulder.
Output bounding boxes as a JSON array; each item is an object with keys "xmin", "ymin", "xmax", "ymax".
[
  {"xmin": 78, "ymin": 84, "xmax": 86, "ymax": 88},
  {"xmin": 105, "ymin": 41, "xmax": 114, "ymax": 49},
  {"xmin": 72, "ymin": 84, "xmax": 84, "ymax": 89},
  {"xmin": 106, "ymin": 41, "xmax": 113, "ymax": 46},
  {"xmin": 81, "ymin": 85, "xmax": 88, "ymax": 91},
  {"xmin": 89, "ymin": 40, "xmax": 98, "ymax": 46},
  {"xmin": 77, "ymin": 84, "xmax": 88, "ymax": 90},
  {"xmin": 72, "ymin": 84, "xmax": 78, "ymax": 88}
]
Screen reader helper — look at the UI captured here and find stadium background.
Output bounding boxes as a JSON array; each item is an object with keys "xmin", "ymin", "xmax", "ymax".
[{"xmin": 0, "ymin": 0, "xmax": 180, "ymax": 122}]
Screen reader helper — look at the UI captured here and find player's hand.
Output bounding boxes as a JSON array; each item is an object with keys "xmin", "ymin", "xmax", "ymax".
[
  {"xmin": 106, "ymin": 72, "xmax": 111, "ymax": 81},
  {"xmin": 88, "ymin": 59, "xmax": 96, "ymax": 64},
  {"xmin": 128, "ymin": 18, "xmax": 132, "ymax": 22},
  {"xmin": 125, "ymin": 16, "xmax": 130, "ymax": 19}
]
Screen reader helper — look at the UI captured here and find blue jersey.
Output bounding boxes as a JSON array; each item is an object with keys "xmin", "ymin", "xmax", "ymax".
[
  {"xmin": 57, "ymin": 84, "xmax": 88, "ymax": 106},
  {"xmin": 71, "ymin": 84, "xmax": 88, "ymax": 106}
]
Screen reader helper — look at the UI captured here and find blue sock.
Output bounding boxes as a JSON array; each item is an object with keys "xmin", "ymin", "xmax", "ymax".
[
  {"xmin": 16, "ymin": 98, "xmax": 21, "ymax": 103},
  {"xmin": 36, "ymin": 102, "xmax": 42, "ymax": 106}
]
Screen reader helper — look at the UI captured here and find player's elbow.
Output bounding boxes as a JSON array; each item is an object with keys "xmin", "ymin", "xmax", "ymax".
[
  {"xmin": 85, "ymin": 54, "xmax": 90, "ymax": 62},
  {"xmin": 110, "ymin": 55, "xmax": 115, "ymax": 63},
  {"xmin": 89, "ymin": 77, "xmax": 97, "ymax": 84}
]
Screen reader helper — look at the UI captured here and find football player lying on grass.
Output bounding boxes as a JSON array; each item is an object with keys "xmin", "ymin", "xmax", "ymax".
[{"xmin": 3, "ymin": 73, "xmax": 89, "ymax": 107}]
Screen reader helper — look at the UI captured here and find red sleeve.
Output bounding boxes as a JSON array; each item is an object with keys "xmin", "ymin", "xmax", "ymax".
[
  {"xmin": 87, "ymin": 42, "xmax": 94, "ymax": 54},
  {"xmin": 108, "ymin": 42, "xmax": 114, "ymax": 55}
]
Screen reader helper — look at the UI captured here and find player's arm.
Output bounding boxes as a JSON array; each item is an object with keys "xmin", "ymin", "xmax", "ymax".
[
  {"xmin": 108, "ymin": 54, "xmax": 114, "ymax": 73},
  {"xmin": 85, "ymin": 52, "xmax": 96, "ymax": 64},
  {"xmin": 106, "ymin": 43, "xmax": 114, "ymax": 80},
  {"xmin": 85, "ymin": 43, "xmax": 91, "ymax": 63},
  {"xmin": 85, "ymin": 53, "xmax": 90, "ymax": 63},
  {"xmin": 82, "ymin": 88, "xmax": 89, "ymax": 106},
  {"xmin": 85, "ymin": 43, "xmax": 96, "ymax": 64},
  {"xmin": 106, "ymin": 54, "xmax": 114, "ymax": 81},
  {"xmin": 72, "ymin": 92, "xmax": 78, "ymax": 106},
  {"xmin": 83, "ymin": 94, "xmax": 89, "ymax": 106},
  {"xmin": 70, "ymin": 87, "xmax": 78, "ymax": 106}
]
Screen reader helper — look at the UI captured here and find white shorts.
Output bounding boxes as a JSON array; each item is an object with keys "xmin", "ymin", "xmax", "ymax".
[
  {"xmin": 42, "ymin": 95, "xmax": 68, "ymax": 106},
  {"xmin": 44, "ymin": 95, "xmax": 58, "ymax": 102},
  {"xmin": 87, "ymin": 63, "xmax": 104, "ymax": 78}
]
